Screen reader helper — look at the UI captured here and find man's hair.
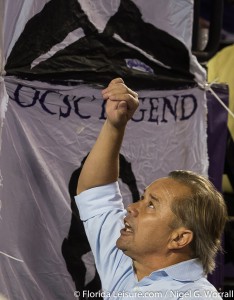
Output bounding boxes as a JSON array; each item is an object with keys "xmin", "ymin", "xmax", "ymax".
[{"xmin": 168, "ymin": 170, "xmax": 227, "ymax": 274}]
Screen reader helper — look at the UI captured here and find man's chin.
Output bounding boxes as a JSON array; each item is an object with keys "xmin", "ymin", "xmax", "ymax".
[{"xmin": 116, "ymin": 236, "xmax": 127, "ymax": 252}]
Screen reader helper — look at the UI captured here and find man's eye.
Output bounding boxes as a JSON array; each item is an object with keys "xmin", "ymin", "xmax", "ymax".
[
  {"xmin": 148, "ymin": 201, "xmax": 154, "ymax": 208},
  {"xmin": 140, "ymin": 195, "xmax": 144, "ymax": 200}
]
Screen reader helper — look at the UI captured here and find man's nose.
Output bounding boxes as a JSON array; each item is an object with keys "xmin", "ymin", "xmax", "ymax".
[{"xmin": 127, "ymin": 202, "xmax": 139, "ymax": 217}]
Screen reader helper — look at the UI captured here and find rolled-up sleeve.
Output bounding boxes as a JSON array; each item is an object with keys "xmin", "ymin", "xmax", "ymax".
[{"xmin": 75, "ymin": 182, "xmax": 124, "ymax": 221}]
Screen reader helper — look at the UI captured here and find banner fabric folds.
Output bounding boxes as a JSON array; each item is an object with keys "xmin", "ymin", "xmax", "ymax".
[
  {"xmin": 0, "ymin": 77, "xmax": 208, "ymax": 299},
  {"xmin": 0, "ymin": 1, "xmax": 213, "ymax": 299}
]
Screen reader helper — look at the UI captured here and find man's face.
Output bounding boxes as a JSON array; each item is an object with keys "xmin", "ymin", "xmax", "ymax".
[{"xmin": 116, "ymin": 177, "xmax": 191, "ymax": 261}]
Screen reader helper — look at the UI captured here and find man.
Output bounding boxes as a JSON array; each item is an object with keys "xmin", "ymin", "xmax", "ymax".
[{"xmin": 75, "ymin": 78, "xmax": 227, "ymax": 299}]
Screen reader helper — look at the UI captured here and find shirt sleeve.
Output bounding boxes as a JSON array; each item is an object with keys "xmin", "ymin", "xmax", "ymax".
[
  {"xmin": 76, "ymin": 182, "xmax": 124, "ymax": 221},
  {"xmin": 75, "ymin": 182, "xmax": 132, "ymax": 291}
]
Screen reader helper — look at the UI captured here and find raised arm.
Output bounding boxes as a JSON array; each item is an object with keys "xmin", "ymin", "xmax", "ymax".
[{"xmin": 76, "ymin": 78, "xmax": 139, "ymax": 194}]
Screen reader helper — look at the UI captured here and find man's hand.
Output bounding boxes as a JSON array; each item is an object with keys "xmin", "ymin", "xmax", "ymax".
[
  {"xmin": 77, "ymin": 78, "xmax": 138, "ymax": 193},
  {"xmin": 102, "ymin": 78, "xmax": 139, "ymax": 128}
]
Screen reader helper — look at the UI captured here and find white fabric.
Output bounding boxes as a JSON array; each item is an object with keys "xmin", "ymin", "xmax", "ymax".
[
  {"xmin": 133, "ymin": 0, "xmax": 194, "ymax": 48},
  {"xmin": 0, "ymin": 0, "xmax": 4, "ymax": 75},
  {"xmin": 0, "ymin": 79, "xmax": 8, "ymax": 154},
  {"xmin": 2, "ymin": 0, "xmax": 206, "ymax": 83},
  {"xmin": 79, "ymin": 0, "xmax": 194, "ymax": 48},
  {"xmin": 0, "ymin": 1, "xmax": 210, "ymax": 299},
  {"xmin": 3, "ymin": 0, "xmax": 48, "ymax": 60},
  {"xmin": 0, "ymin": 77, "xmax": 208, "ymax": 298},
  {"xmin": 0, "ymin": 0, "xmax": 9, "ymax": 193}
]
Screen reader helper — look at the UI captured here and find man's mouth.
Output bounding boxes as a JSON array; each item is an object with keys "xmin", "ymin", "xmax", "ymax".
[{"xmin": 123, "ymin": 219, "xmax": 133, "ymax": 233}]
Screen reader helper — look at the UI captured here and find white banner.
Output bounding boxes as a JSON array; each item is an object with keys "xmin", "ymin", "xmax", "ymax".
[
  {"xmin": 0, "ymin": 1, "xmax": 210, "ymax": 299},
  {"xmin": 0, "ymin": 78, "xmax": 208, "ymax": 299}
]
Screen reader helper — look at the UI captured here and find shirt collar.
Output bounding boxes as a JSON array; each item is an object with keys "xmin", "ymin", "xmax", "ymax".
[
  {"xmin": 158, "ymin": 258, "xmax": 205, "ymax": 282},
  {"xmin": 139, "ymin": 258, "xmax": 205, "ymax": 284}
]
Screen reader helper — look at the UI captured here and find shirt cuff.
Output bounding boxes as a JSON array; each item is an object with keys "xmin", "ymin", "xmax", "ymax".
[{"xmin": 75, "ymin": 182, "xmax": 125, "ymax": 221}]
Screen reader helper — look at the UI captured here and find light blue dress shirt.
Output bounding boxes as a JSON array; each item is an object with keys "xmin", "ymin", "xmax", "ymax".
[{"xmin": 75, "ymin": 182, "xmax": 222, "ymax": 300}]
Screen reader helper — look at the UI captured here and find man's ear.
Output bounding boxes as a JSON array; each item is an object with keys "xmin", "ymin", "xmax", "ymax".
[{"xmin": 168, "ymin": 227, "xmax": 193, "ymax": 250}]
